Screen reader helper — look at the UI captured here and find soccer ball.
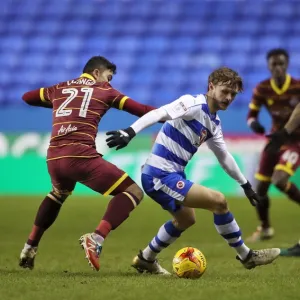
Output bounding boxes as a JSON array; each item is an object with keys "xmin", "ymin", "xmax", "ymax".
[{"xmin": 172, "ymin": 247, "xmax": 207, "ymax": 279}]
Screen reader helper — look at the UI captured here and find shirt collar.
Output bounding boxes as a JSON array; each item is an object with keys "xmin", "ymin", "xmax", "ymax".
[{"xmin": 80, "ymin": 73, "xmax": 95, "ymax": 81}]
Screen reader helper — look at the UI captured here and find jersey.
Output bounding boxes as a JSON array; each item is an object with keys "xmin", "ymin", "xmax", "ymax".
[
  {"xmin": 41, "ymin": 73, "xmax": 130, "ymax": 160},
  {"xmin": 142, "ymin": 94, "xmax": 225, "ymax": 178},
  {"xmin": 248, "ymin": 75, "xmax": 300, "ymax": 141}
]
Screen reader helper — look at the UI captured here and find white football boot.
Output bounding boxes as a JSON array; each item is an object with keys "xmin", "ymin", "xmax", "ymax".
[
  {"xmin": 19, "ymin": 245, "xmax": 37, "ymax": 270},
  {"xmin": 237, "ymin": 248, "xmax": 280, "ymax": 269},
  {"xmin": 132, "ymin": 251, "xmax": 171, "ymax": 275}
]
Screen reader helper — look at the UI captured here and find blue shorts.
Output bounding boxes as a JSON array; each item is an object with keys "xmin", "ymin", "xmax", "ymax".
[{"xmin": 141, "ymin": 172, "xmax": 194, "ymax": 212}]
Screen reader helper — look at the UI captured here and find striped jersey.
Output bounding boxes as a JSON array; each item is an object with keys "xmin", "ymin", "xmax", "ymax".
[{"xmin": 142, "ymin": 94, "xmax": 225, "ymax": 178}]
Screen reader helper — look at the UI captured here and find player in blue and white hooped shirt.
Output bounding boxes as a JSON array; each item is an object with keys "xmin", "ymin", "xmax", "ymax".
[{"xmin": 106, "ymin": 67, "xmax": 281, "ymax": 274}]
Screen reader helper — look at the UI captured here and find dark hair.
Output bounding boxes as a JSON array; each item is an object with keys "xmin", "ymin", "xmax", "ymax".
[
  {"xmin": 266, "ymin": 48, "xmax": 289, "ymax": 61},
  {"xmin": 83, "ymin": 56, "xmax": 117, "ymax": 74},
  {"xmin": 208, "ymin": 67, "xmax": 243, "ymax": 92}
]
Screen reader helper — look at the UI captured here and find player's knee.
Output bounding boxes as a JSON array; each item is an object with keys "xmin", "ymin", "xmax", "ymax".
[
  {"xmin": 48, "ymin": 191, "xmax": 69, "ymax": 204},
  {"xmin": 125, "ymin": 184, "xmax": 144, "ymax": 203},
  {"xmin": 214, "ymin": 192, "xmax": 228, "ymax": 213},
  {"xmin": 272, "ymin": 176, "xmax": 288, "ymax": 192},
  {"xmin": 173, "ymin": 216, "xmax": 195, "ymax": 230}
]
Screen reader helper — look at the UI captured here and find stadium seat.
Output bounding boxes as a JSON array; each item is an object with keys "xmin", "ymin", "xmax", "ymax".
[{"xmin": 1, "ymin": 0, "xmax": 300, "ymax": 110}]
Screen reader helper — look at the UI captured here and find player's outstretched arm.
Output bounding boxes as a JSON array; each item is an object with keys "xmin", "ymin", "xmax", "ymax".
[
  {"xmin": 265, "ymin": 102, "xmax": 300, "ymax": 154},
  {"xmin": 106, "ymin": 95, "xmax": 196, "ymax": 150},
  {"xmin": 106, "ymin": 107, "xmax": 169, "ymax": 150},
  {"xmin": 22, "ymin": 89, "xmax": 53, "ymax": 108},
  {"xmin": 120, "ymin": 97, "xmax": 157, "ymax": 117},
  {"xmin": 206, "ymin": 133, "xmax": 259, "ymax": 206}
]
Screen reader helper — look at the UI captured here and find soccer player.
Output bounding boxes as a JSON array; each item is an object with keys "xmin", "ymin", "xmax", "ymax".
[
  {"xmin": 106, "ymin": 67, "xmax": 280, "ymax": 274},
  {"xmin": 266, "ymin": 102, "xmax": 300, "ymax": 256},
  {"xmin": 246, "ymin": 49, "xmax": 300, "ymax": 242},
  {"xmin": 19, "ymin": 56, "xmax": 157, "ymax": 271}
]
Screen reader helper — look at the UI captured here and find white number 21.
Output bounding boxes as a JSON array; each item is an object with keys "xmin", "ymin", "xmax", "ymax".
[{"xmin": 56, "ymin": 88, "xmax": 93, "ymax": 118}]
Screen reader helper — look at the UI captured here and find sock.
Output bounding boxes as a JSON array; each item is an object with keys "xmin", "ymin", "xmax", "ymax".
[
  {"xmin": 92, "ymin": 233, "xmax": 105, "ymax": 245},
  {"xmin": 27, "ymin": 193, "xmax": 64, "ymax": 247},
  {"xmin": 142, "ymin": 220, "xmax": 184, "ymax": 261},
  {"xmin": 284, "ymin": 183, "xmax": 300, "ymax": 204},
  {"xmin": 95, "ymin": 192, "xmax": 140, "ymax": 239},
  {"xmin": 214, "ymin": 211, "xmax": 250, "ymax": 260},
  {"xmin": 256, "ymin": 195, "xmax": 270, "ymax": 229},
  {"xmin": 24, "ymin": 243, "xmax": 37, "ymax": 251}
]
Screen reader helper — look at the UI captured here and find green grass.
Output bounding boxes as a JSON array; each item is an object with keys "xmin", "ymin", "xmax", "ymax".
[{"xmin": 0, "ymin": 195, "xmax": 300, "ymax": 300}]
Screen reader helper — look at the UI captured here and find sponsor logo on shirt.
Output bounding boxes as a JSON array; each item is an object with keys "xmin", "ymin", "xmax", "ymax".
[{"xmin": 58, "ymin": 124, "xmax": 78, "ymax": 135}]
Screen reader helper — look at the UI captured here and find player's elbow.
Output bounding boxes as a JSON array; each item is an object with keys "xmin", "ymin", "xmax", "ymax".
[
  {"xmin": 22, "ymin": 91, "xmax": 34, "ymax": 106},
  {"xmin": 22, "ymin": 92, "xmax": 30, "ymax": 104}
]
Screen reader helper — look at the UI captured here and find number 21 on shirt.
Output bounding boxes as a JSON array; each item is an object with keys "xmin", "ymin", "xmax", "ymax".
[{"xmin": 55, "ymin": 88, "xmax": 93, "ymax": 118}]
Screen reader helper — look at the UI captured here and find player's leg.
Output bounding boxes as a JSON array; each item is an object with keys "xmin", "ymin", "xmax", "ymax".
[
  {"xmin": 142, "ymin": 206, "xmax": 196, "ymax": 260},
  {"xmin": 93, "ymin": 183, "xmax": 143, "ymax": 242},
  {"xmin": 133, "ymin": 206, "xmax": 195, "ymax": 274},
  {"xmin": 247, "ymin": 148, "xmax": 280, "ymax": 242},
  {"xmin": 76, "ymin": 157, "xmax": 143, "ymax": 271},
  {"xmin": 280, "ymin": 239, "xmax": 300, "ymax": 257},
  {"xmin": 19, "ymin": 159, "xmax": 75, "ymax": 269},
  {"xmin": 246, "ymin": 180, "xmax": 274, "ymax": 242},
  {"xmin": 132, "ymin": 173, "xmax": 195, "ymax": 274},
  {"xmin": 272, "ymin": 147, "xmax": 300, "ymax": 204},
  {"xmin": 183, "ymin": 183, "xmax": 280, "ymax": 269}
]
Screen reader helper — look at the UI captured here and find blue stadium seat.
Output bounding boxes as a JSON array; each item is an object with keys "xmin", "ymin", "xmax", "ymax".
[
  {"xmin": 258, "ymin": 36, "xmax": 283, "ymax": 52},
  {"xmin": 0, "ymin": 0, "xmax": 298, "ymax": 110}
]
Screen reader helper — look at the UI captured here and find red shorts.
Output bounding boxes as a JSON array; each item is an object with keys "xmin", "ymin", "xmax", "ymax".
[
  {"xmin": 47, "ymin": 145, "xmax": 134, "ymax": 196},
  {"xmin": 255, "ymin": 143, "xmax": 300, "ymax": 182}
]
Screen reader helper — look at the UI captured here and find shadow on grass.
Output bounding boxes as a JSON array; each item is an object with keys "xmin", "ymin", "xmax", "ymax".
[{"xmin": 0, "ymin": 268, "xmax": 177, "ymax": 281}]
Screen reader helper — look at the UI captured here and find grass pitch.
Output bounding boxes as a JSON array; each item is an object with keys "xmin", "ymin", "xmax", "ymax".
[{"xmin": 0, "ymin": 195, "xmax": 300, "ymax": 300}]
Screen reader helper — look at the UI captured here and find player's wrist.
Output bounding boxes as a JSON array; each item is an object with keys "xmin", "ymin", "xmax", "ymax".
[
  {"xmin": 124, "ymin": 127, "xmax": 136, "ymax": 139},
  {"xmin": 241, "ymin": 180, "xmax": 251, "ymax": 190}
]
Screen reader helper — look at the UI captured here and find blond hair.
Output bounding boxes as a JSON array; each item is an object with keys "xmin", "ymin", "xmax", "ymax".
[{"xmin": 208, "ymin": 67, "xmax": 243, "ymax": 92}]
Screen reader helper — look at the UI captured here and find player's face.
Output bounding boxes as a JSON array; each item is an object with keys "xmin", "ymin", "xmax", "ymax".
[
  {"xmin": 92, "ymin": 68, "xmax": 114, "ymax": 82},
  {"xmin": 209, "ymin": 83, "xmax": 238, "ymax": 111},
  {"xmin": 268, "ymin": 55, "xmax": 288, "ymax": 78}
]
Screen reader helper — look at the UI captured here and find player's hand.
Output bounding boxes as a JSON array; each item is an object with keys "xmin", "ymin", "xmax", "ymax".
[
  {"xmin": 106, "ymin": 127, "xmax": 136, "ymax": 150},
  {"xmin": 265, "ymin": 128, "xmax": 289, "ymax": 154},
  {"xmin": 241, "ymin": 181, "xmax": 259, "ymax": 206},
  {"xmin": 249, "ymin": 120, "xmax": 265, "ymax": 134}
]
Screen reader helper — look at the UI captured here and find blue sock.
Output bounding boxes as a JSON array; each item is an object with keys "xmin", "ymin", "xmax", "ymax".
[
  {"xmin": 214, "ymin": 211, "xmax": 250, "ymax": 260},
  {"xmin": 142, "ymin": 220, "xmax": 184, "ymax": 260}
]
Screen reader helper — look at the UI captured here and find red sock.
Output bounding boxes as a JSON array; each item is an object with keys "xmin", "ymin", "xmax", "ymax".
[
  {"xmin": 95, "ymin": 220, "xmax": 112, "ymax": 238},
  {"xmin": 95, "ymin": 192, "xmax": 140, "ymax": 238}
]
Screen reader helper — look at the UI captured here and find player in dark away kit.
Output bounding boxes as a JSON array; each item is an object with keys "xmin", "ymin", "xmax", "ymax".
[
  {"xmin": 266, "ymin": 102, "xmax": 300, "ymax": 256},
  {"xmin": 19, "ymin": 56, "xmax": 158, "ymax": 271},
  {"xmin": 246, "ymin": 49, "xmax": 300, "ymax": 242}
]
